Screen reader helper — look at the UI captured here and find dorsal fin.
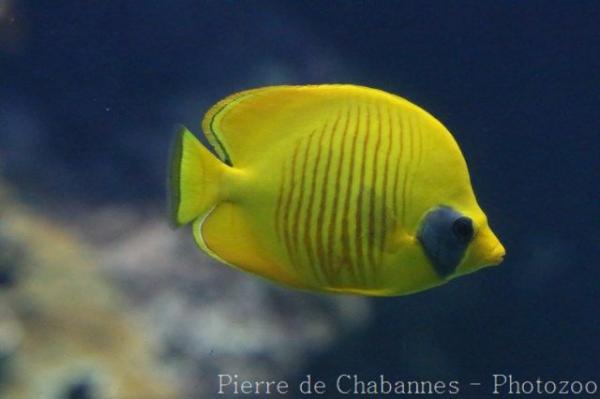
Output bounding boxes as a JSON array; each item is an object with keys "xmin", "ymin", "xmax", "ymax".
[{"xmin": 200, "ymin": 84, "xmax": 408, "ymax": 166}]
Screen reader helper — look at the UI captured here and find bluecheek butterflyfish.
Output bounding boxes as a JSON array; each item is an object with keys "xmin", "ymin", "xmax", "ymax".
[{"xmin": 168, "ymin": 85, "xmax": 505, "ymax": 296}]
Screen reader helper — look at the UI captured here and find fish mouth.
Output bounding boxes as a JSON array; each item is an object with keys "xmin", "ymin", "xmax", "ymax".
[
  {"xmin": 463, "ymin": 227, "xmax": 505, "ymax": 271},
  {"xmin": 485, "ymin": 243, "xmax": 506, "ymax": 266}
]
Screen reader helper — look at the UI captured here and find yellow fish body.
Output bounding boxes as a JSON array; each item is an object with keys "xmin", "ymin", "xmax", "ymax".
[{"xmin": 169, "ymin": 85, "xmax": 505, "ymax": 296}]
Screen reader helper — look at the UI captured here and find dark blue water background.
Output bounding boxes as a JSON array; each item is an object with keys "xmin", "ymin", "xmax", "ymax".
[{"xmin": 1, "ymin": 1, "xmax": 599, "ymax": 397}]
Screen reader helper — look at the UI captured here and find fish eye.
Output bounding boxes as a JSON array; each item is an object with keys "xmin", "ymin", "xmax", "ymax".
[
  {"xmin": 452, "ymin": 217, "xmax": 474, "ymax": 242},
  {"xmin": 417, "ymin": 207, "xmax": 474, "ymax": 278}
]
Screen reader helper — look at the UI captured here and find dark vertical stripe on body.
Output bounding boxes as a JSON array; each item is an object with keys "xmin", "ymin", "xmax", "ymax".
[
  {"xmin": 416, "ymin": 119, "xmax": 423, "ymax": 169},
  {"xmin": 368, "ymin": 104, "xmax": 383, "ymax": 267},
  {"xmin": 291, "ymin": 131, "xmax": 314, "ymax": 261},
  {"xmin": 402, "ymin": 116, "xmax": 414, "ymax": 226},
  {"xmin": 354, "ymin": 104, "xmax": 370, "ymax": 282},
  {"xmin": 408, "ymin": 119, "xmax": 423, "ymax": 224},
  {"xmin": 400, "ymin": 113, "xmax": 411, "ymax": 226},
  {"xmin": 303, "ymin": 121, "xmax": 328, "ymax": 282},
  {"xmin": 341, "ymin": 103, "xmax": 361, "ymax": 280},
  {"xmin": 380, "ymin": 106, "xmax": 392, "ymax": 255},
  {"xmin": 274, "ymin": 162, "xmax": 286, "ymax": 242},
  {"xmin": 283, "ymin": 141, "xmax": 301, "ymax": 261},
  {"xmin": 327, "ymin": 107, "xmax": 351, "ymax": 279},
  {"xmin": 315, "ymin": 112, "xmax": 341, "ymax": 280},
  {"xmin": 391, "ymin": 107, "xmax": 402, "ymax": 229}
]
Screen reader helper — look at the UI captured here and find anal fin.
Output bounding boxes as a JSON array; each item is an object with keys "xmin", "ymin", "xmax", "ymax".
[{"xmin": 193, "ymin": 203, "xmax": 304, "ymax": 289}]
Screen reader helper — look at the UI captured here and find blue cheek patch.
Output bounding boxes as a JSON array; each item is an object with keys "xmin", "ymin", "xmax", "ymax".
[{"xmin": 417, "ymin": 206, "xmax": 472, "ymax": 278}]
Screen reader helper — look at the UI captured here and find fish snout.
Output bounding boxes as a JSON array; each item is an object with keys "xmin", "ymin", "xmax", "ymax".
[
  {"xmin": 476, "ymin": 227, "xmax": 505, "ymax": 267},
  {"xmin": 460, "ymin": 226, "xmax": 505, "ymax": 273},
  {"xmin": 486, "ymin": 242, "xmax": 506, "ymax": 266}
]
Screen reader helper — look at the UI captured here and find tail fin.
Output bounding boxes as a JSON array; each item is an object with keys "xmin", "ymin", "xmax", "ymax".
[{"xmin": 168, "ymin": 126, "xmax": 226, "ymax": 227}]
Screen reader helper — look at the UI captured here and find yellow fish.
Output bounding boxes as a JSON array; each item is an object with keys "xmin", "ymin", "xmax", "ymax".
[{"xmin": 169, "ymin": 85, "xmax": 505, "ymax": 296}]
